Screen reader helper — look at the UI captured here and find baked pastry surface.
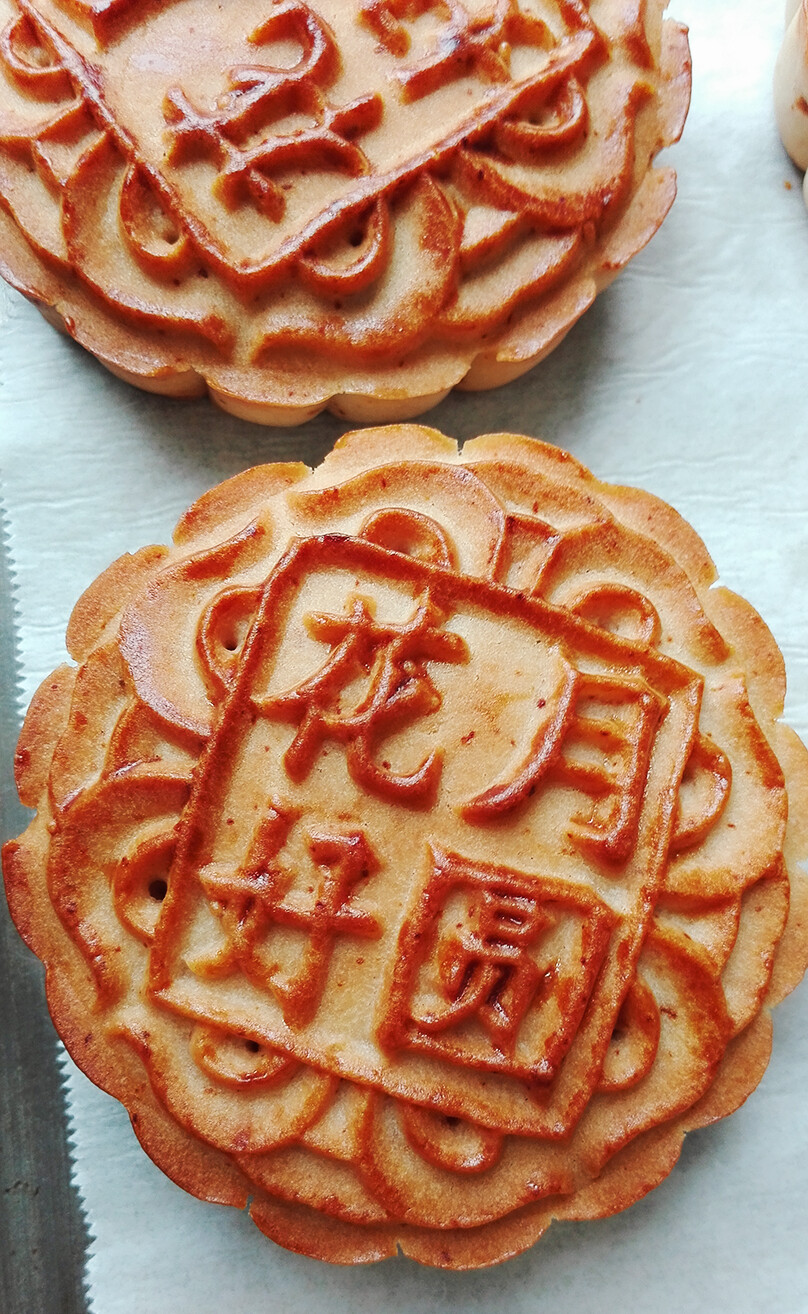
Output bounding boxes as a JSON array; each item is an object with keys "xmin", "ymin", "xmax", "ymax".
[
  {"xmin": 0, "ymin": 0, "xmax": 689, "ymax": 423},
  {"xmin": 5, "ymin": 425, "xmax": 807, "ymax": 1267}
]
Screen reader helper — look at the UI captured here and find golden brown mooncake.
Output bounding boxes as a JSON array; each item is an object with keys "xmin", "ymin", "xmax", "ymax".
[
  {"xmin": 0, "ymin": 0, "xmax": 689, "ymax": 424},
  {"xmin": 5, "ymin": 425, "xmax": 808, "ymax": 1269}
]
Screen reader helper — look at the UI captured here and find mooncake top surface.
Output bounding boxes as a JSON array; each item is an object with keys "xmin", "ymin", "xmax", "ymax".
[
  {"xmin": 0, "ymin": 0, "xmax": 689, "ymax": 422},
  {"xmin": 5, "ymin": 425, "xmax": 807, "ymax": 1268}
]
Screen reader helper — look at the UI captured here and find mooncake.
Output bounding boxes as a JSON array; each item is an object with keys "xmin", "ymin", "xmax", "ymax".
[
  {"xmin": 0, "ymin": 0, "xmax": 690, "ymax": 422},
  {"xmin": 5, "ymin": 425, "xmax": 807, "ymax": 1268}
]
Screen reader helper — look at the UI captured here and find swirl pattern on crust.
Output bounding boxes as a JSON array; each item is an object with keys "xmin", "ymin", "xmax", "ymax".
[
  {"xmin": 5, "ymin": 425, "xmax": 808, "ymax": 1269},
  {"xmin": 0, "ymin": 0, "xmax": 690, "ymax": 423}
]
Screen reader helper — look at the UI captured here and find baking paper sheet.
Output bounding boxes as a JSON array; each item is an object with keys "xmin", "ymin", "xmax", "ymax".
[{"xmin": 1, "ymin": 1, "xmax": 807, "ymax": 1310}]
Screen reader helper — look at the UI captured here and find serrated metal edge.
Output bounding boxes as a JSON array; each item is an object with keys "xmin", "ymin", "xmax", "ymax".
[{"xmin": 0, "ymin": 493, "xmax": 92, "ymax": 1314}]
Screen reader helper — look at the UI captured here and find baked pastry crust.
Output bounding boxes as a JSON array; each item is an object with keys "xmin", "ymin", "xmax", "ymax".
[
  {"xmin": 0, "ymin": 0, "xmax": 689, "ymax": 423},
  {"xmin": 5, "ymin": 425, "xmax": 808, "ymax": 1268}
]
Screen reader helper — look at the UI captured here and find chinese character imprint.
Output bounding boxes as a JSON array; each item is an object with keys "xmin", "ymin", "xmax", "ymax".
[
  {"xmin": 255, "ymin": 594, "xmax": 469, "ymax": 802},
  {"xmin": 383, "ymin": 847, "xmax": 615, "ymax": 1080},
  {"xmin": 462, "ymin": 668, "xmax": 666, "ymax": 866},
  {"xmin": 164, "ymin": 4, "xmax": 383, "ymax": 222},
  {"xmin": 418, "ymin": 882, "xmax": 554, "ymax": 1056},
  {"xmin": 195, "ymin": 802, "xmax": 382, "ymax": 1029},
  {"xmin": 361, "ymin": 0, "xmax": 553, "ymax": 101}
]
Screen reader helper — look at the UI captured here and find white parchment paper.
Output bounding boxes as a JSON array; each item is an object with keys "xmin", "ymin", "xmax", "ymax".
[{"xmin": 1, "ymin": 2, "xmax": 807, "ymax": 1310}]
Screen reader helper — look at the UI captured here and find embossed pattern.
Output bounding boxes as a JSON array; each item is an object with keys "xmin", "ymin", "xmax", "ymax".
[
  {"xmin": 0, "ymin": 0, "xmax": 690, "ymax": 421},
  {"xmin": 4, "ymin": 426, "xmax": 808, "ymax": 1268}
]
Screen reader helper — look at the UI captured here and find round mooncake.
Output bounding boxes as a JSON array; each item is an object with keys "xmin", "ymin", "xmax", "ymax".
[
  {"xmin": 0, "ymin": 0, "xmax": 689, "ymax": 423},
  {"xmin": 5, "ymin": 426, "xmax": 807, "ymax": 1268}
]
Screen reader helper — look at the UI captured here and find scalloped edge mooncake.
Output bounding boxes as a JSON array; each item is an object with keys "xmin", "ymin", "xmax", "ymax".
[{"xmin": 4, "ymin": 425, "xmax": 807, "ymax": 1268}]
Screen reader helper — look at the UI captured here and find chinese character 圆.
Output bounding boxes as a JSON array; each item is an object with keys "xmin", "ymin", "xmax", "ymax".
[
  {"xmin": 417, "ymin": 882, "xmax": 555, "ymax": 1057},
  {"xmin": 382, "ymin": 847, "xmax": 615, "ymax": 1080}
]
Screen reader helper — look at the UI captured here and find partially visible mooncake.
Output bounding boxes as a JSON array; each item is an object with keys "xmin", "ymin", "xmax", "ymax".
[
  {"xmin": 775, "ymin": 0, "xmax": 808, "ymax": 203},
  {"xmin": 5, "ymin": 425, "xmax": 807, "ymax": 1268},
  {"xmin": 0, "ymin": 0, "xmax": 690, "ymax": 423}
]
